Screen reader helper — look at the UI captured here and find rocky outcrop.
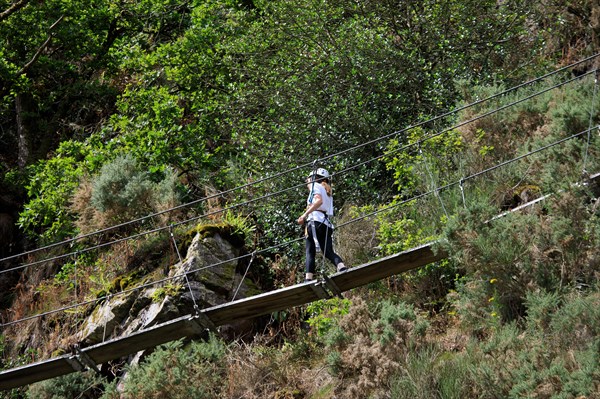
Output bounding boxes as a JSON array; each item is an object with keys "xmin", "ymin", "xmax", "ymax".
[{"xmin": 78, "ymin": 229, "xmax": 260, "ymax": 347}]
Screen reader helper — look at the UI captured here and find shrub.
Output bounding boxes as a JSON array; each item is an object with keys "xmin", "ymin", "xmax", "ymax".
[
  {"xmin": 462, "ymin": 290, "xmax": 600, "ymax": 398},
  {"xmin": 305, "ymin": 297, "xmax": 351, "ymax": 337},
  {"xmin": 323, "ymin": 297, "xmax": 429, "ymax": 399},
  {"xmin": 443, "ymin": 187, "xmax": 600, "ymax": 325},
  {"xmin": 72, "ymin": 155, "xmax": 181, "ymax": 235},
  {"xmin": 102, "ymin": 336, "xmax": 227, "ymax": 399},
  {"xmin": 26, "ymin": 371, "xmax": 106, "ymax": 399},
  {"xmin": 389, "ymin": 346, "xmax": 471, "ymax": 399}
]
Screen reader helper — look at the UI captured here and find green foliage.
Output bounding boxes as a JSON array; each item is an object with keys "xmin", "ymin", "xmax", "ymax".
[
  {"xmin": 102, "ymin": 336, "xmax": 227, "ymax": 399},
  {"xmin": 443, "ymin": 186, "xmax": 600, "ymax": 324},
  {"xmin": 373, "ymin": 299, "xmax": 417, "ymax": 345},
  {"xmin": 9, "ymin": 0, "xmax": 580, "ymax": 252},
  {"xmin": 462, "ymin": 290, "xmax": 600, "ymax": 398},
  {"xmin": 150, "ymin": 283, "xmax": 183, "ymax": 303},
  {"xmin": 53, "ymin": 262, "xmax": 78, "ymax": 290},
  {"xmin": 390, "ymin": 346, "xmax": 469, "ymax": 399},
  {"xmin": 326, "ymin": 350, "xmax": 343, "ymax": 376},
  {"xmin": 388, "ymin": 289, "xmax": 600, "ymax": 399},
  {"xmin": 376, "ymin": 207, "xmax": 436, "ymax": 256},
  {"xmin": 91, "ymin": 155, "xmax": 153, "ymax": 214},
  {"xmin": 107, "ymin": 86, "xmax": 212, "ymax": 177},
  {"xmin": 384, "ymin": 127, "xmax": 464, "ymax": 197},
  {"xmin": 4, "ymin": 1, "xmax": 600, "ymax": 397},
  {"xmin": 319, "ymin": 297, "xmax": 430, "ymax": 398},
  {"xmin": 26, "ymin": 371, "xmax": 106, "ymax": 399},
  {"xmin": 17, "ymin": 141, "xmax": 92, "ymax": 242},
  {"xmin": 305, "ymin": 297, "xmax": 351, "ymax": 337},
  {"xmin": 221, "ymin": 210, "xmax": 257, "ymax": 248}
]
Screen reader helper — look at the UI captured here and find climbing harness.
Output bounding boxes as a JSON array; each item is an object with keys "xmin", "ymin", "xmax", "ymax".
[{"xmin": 308, "ymin": 220, "xmax": 322, "ymax": 252}]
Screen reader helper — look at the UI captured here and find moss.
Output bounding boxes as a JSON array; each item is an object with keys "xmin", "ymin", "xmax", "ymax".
[
  {"xmin": 95, "ymin": 270, "xmax": 145, "ymax": 299},
  {"xmin": 51, "ymin": 348, "xmax": 66, "ymax": 357},
  {"xmin": 151, "ymin": 283, "xmax": 183, "ymax": 303}
]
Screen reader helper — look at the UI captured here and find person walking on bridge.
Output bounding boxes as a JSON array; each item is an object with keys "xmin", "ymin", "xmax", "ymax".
[{"xmin": 297, "ymin": 167, "xmax": 347, "ymax": 282}]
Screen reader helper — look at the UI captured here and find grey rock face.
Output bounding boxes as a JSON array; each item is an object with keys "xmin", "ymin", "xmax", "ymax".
[{"xmin": 78, "ymin": 231, "xmax": 258, "ymax": 346}]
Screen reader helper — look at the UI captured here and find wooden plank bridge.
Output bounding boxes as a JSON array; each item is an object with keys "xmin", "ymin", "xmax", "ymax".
[
  {"xmin": 0, "ymin": 242, "xmax": 446, "ymax": 390},
  {"xmin": 3, "ymin": 171, "xmax": 599, "ymax": 391}
]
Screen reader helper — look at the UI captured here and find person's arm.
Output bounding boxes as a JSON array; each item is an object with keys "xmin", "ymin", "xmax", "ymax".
[{"xmin": 297, "ymin": 194, "xmax": 323, "ymax": 225}]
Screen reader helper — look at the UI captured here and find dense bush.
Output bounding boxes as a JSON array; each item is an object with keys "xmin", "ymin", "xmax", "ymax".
[
  {"xmin": 318, "ymin": 296, "xmax": 430, "ymax": 399},
  {"xmin": 71, "ymin": 154, "xmax": 181, "ymax": 236},
  {"xmin": 443, "ymin": 186, "xmax": 600, "ymax": 325},
  {"xmin": 460, "ymin": 290, "xmax": 600, "ymax": 398},
  {"xmin": 27, "ymin": 371, "xmax": 106, "ymax": 399},
  {"xmin": 101, "ymin": 336, "xmax": 227, "ymax": 399}
]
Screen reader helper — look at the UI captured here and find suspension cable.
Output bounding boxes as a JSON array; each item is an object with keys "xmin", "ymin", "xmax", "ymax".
[
  {"xmin": 2, "ymin": 53, "xmax": 597, "ymax": 266},
  {"xmin": 3, "ymin": 124, "xmax": 593, "ymax": 328},
  {"xmin": 330, "ymin": 69, "xmax": 597, "ymax": 182},
  {"xmin": 3, "ymin": 69, "xmax": 595, "ymax": 277},
  {"xmin": 338, "ymin": 126, "xmax": 597, "ymax": 228}
]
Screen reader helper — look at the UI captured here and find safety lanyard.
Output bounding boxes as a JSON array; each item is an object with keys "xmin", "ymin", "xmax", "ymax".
[{"xmin": 309, "ymin": 221, "xmax": 321, "ymax": 252}]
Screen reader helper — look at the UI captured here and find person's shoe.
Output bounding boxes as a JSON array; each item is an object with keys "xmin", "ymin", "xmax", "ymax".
[{"xmin": 337, "ymin": 263, "xmax": 348, "ymax": 272}]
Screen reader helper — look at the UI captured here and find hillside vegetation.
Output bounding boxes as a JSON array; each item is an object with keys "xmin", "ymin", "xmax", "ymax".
[{"xmin": 1, "ymin": 0, "xmax": 600, "ymax": 398}]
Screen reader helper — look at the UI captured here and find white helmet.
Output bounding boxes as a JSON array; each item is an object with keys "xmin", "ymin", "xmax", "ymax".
[{"xmin": 308, "ymin": 167, "xmax": 330, "ymax": 180}]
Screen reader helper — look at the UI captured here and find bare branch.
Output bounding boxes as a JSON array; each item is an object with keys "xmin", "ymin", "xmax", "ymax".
[
  {"xmin": 0, "ymin": 0, "xmax": 29, "ymax": 22},
  {"xmin": 17, "ymin": 15, "xmax": 64, "ymax": 75}
]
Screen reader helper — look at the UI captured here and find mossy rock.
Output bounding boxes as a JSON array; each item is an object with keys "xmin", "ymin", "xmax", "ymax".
[
  {"xmin": 177, "ymin": 222, "xmax": 245, "ymax": 254},
  {"xmin": 95, "ymin": 270, "xmax": 145, "ymax": 300}
]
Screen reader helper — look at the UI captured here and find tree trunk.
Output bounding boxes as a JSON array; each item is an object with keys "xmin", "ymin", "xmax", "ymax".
[{"xmin": 15, "ymin": 94, "xmax": 29, "ymax": 169}]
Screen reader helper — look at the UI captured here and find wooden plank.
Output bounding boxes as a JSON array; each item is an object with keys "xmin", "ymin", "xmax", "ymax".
[
  {"xmin": 0, "ymin": 357, "xmax": 75, "ymax": 390},
  {"xmin": 3, "ymin": 172, "xmax": 599, "ymax": 391},
  {"xmin": 204, "ymin": 282, "xmax": 323, "ymax": 325},
  {"xmin": 330, "ymin": 242, "xmax": 447, "ymax": 292},
  {"xmin": 83, "ymin": 314, "xmax": 204, "ymax": 365},
  {"xmin": 0, "ymin": 245, "xmax": 447, "ymax": 391}
]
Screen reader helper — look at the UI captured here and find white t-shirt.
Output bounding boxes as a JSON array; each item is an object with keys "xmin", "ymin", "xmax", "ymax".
[{"xmin": 306, "ymin": 183, "xmax": 333, "ymax": 226}]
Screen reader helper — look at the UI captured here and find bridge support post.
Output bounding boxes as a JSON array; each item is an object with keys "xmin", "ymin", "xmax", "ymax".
[
  {"xmin": 323, "ymin": 276, "xmax": 343, "ymax": 298},
  {"xmin": 190, "ymin": 311, "xmax": 218, "ymax": 334},
  {"xmin": 308, "ymin": 282, "xmax": 331, "ymax": 299},
  {"xmin": 65, "ymin": 345, "xmax": 100, "ymax": 373}
]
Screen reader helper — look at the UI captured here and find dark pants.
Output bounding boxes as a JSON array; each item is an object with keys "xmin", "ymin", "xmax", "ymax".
[{"xmin": 305, "ymin": 221, "xmax": 343, "ymax": 274}]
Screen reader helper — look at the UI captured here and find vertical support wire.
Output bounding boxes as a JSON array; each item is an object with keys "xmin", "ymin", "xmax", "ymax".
[
  {"xmin": 321, "ymin": 168, "xmax": 333, "ymax": 274},
  {"xmin": 582, "ymin": 69, "xmax": 599, "ymax": 176},
  {"xmin": 73, "ymin": 252, "xmax": 79, "ymax": 302},
  {"xmin": 169, "ymin": 226, "xmax": 199, "ymax": 314},
  {"xmin": 231, "ymin": 251, "xmax": 255, "ymax": 301},
  {"xmin": 419, "ymin": 143, "xmax": 449, "ymax": 220},
  {"xmin": 72, "ymin": 252, "xmax": 80, "ymax": 339},
  {"xmin": 102, "ymin": 294, "xmax": 110, "ymax": 343},
  {"xmin": 459, "ymin": 178, "xmax": 467, "ymax": 209}
]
